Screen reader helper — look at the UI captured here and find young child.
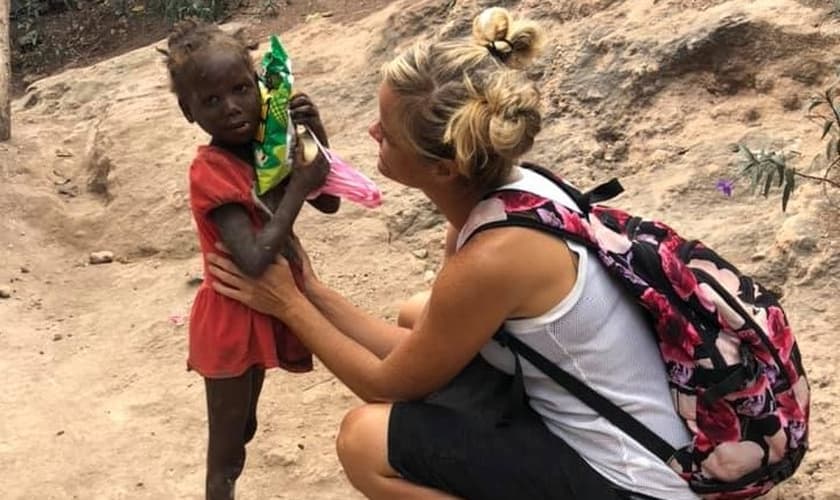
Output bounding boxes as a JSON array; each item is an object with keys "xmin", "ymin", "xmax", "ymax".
[{"xmin": 159, "ymin": 20, "xmax": 338, "ymax": 499}]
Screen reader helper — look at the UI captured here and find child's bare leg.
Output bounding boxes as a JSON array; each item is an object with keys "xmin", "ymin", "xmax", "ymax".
[
  {"xmin": 244, "ymin": 367, "xmax": 265, "ymax": 445},
  {"xmin": 204, "ymin": 366, "xmax": 263, "ymax": 500}
]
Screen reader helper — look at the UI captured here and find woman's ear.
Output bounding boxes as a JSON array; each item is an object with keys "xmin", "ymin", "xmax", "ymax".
[
  {"xmin": 178, "ymin": 99, "xmax": 194, "ymax": 123},
  {"xmin": 431, "ymin": 158, "xmax": 460, "ymax": 181}
]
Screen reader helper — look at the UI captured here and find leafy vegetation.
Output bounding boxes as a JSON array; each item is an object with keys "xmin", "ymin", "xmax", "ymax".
[{"xmin": 723, "ymin": 80, "xmax": 840, "ymax": 211}]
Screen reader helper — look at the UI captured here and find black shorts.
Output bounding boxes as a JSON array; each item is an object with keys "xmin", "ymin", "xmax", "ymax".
[{"xmin": 388, "ymin": 357, "xmax": 632, "ymax": 500}]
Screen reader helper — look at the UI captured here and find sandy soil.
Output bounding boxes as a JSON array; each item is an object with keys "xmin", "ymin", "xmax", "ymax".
[{"xmin": 1, "ymin": 0, "xmax": 839, "ymax": 498}]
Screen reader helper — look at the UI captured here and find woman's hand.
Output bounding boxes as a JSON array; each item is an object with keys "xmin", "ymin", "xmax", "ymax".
[
  {"xmin": 290, "ymin": 93, "xmax": 329, "ymax": 147},
  {"xmin": 207, "ymin": 250, "xmax": 308, "ymax": 319}
]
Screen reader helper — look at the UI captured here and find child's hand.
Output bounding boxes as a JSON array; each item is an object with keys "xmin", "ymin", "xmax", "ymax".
[
  {"xmin": 291, "ymin": 142, "xmax": 330, "ymax": 191},
  {"xmin": 290, "ymin": 93, "xmax": 329, "ymax": 147}
]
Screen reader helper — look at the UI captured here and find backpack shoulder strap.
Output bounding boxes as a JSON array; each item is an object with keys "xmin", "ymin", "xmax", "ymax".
[
  {"xmin": 494, "ymin": 329, "xmax": 677, "ymax": 462},
  {"xmin": 471, "ymin": 166, "xmax": 676, "ymax": 463},
  {"xmin": 519, "ymin": 162, "xmax": 624, "ymax": 213}
]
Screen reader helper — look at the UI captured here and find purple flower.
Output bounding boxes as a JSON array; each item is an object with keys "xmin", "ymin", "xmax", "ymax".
[{"xmin": 716, "ymin": 179, "xmax": 735, "ymax": 197}]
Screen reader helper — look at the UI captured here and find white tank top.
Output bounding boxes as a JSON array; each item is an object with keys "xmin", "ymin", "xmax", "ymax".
[{"xmin": 459, "ymin": 167, "xmax": 699, "ymax": 500}]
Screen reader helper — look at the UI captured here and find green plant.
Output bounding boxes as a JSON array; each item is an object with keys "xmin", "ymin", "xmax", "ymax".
[
  {"xmin": 722, "ymin": 82, "xmax": 840, "ymax": 211},
  {"xmin": 729, "ymin": 146, "xmax": 799, "ymax": 212},
  {"xmin": 806, "ymin": 82, "xmax": 840, "ymax": 208}
]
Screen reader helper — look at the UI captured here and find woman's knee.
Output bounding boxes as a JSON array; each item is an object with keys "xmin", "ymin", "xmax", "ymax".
[
  {"xmin": 397, "ymin": 291, "xmax": 431, "ymax": 329},
  {"xmin": 336, "ymin": 405, "xmax": 391, "ymax": 482}
]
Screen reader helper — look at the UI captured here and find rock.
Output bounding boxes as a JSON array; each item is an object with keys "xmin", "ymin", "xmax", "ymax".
[
  {"xmin": 604, "ymin": 141, "xmax": 629, "ymax": 162},
  {"xmin": 264, "ymin": 446, "xmax": 300, "ymax": 467},
  {"xmin": 0, "ymin": 285, "xmax": 11, "ymax": 299},
  {"xmin": 792, "ymin": 237, "xmax": 818, "ymax": 254},
  {"xmin": 781, "ymin": 94, "xmax": 801, "ymax": 111},
  {"xmin": 741, "ymin": 108, "xmax": 761, "ymax": 123},
  {"xmin": 57, "ymin": 184, "xmax": 79, "ymax": 197},
  {"xmin": 53, "ymin": 334, "xmax": 63, "ymax": 342},
  {"xmin": 186, "ymin": 273, "xmax": 204, "ymax": 286},
  {"xmin": 89, "ymin": 251, "xmax": 115, "ymax": 265},
  {"xmin": 424, "ymin": 270, "xmax": 436, "ymax": 283},
  {"xmin": 411, "ymin": 249, "xmax": 429, "ymax": 259},
  {"xmin": 20, "ymin": 266, "xmax": 30, "ymax": 274}
]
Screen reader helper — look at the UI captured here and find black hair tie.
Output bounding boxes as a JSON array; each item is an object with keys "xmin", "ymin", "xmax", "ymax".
[{"xmin": 486, "ymin": 39, "xmax": 513, "ymax": 62}]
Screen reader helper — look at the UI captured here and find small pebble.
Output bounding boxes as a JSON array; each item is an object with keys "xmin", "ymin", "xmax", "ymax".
[
  {"xmin": 0, "ymin": 285, "xmax": 12, "ymax": 299},
  {"xmin": 423, "ymin": 270, "xmax": 436, "ymax": 283},
  {"xmin": 53, "ymin": 334, "xmax": 63, "ymax": 342},
  {"xmin": 89, "ymin": 251, "xmax": 115, "ymax": 265},
  {"xmin": 186, "ymin": 273, "xmax": 204, "ymax": 286},
  {"xmin": 20, "ymin": 266, "xmax": 30, "ymax": 274},
  {"xmin": 411, "ymin": 249, "xmax": 429, "ymax": 259},
  {"xmin": 56, "ymin": 430, "xmax": 64, "ymax": 436}
]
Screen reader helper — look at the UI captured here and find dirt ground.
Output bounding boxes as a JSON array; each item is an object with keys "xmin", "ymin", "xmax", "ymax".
[{"xmin": 2, "ymin": 0, "xmax": 840, "ymax": 499}]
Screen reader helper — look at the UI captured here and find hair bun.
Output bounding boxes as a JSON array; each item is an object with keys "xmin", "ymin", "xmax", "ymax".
[
  {"xmin": 472, "ymin": 7, "xmax": 545, "ymax": 69},
  {"xmin": 486, "ymin": 72, "xmax": 542, "ymax": 162},
  {"xmin": 473, "ymin": 7, "xmax": 511, "ymax": 44}
]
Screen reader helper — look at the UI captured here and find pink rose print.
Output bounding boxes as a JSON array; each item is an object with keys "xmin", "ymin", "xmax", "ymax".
[
  {"xmin": 641, "ymin": 289, "xmax": 698, "ymax": 364},
  {"xmin": 536, "ymin": 207, "xmax": 563, "ymax": 229},
  {"xmin": 660, "ymin": 245, "xmax": 698, "ymax": 300},
  {"xmin": 590, "ymin": 215, "xmax": 632, "ymax": 254},
  {"xmin": 700, "ymin": 440, "xmax": 763, "ymax": 482},
  {"xmin": 766, "ymin": 307, "xmax": 793, "ymax": 361},
  {"xmin": 659, "ymin": 233, "xmax": 684, "ymax": 254},
  {"xmin": 777, "ymin": 392, "xmax": 804, "ymax": 422},
  {"xmin": 497, "ymin": 191, "xmax": 548, "ymax": 212},
  {"xmin": 556, "ymin": 202, "xmax": 594, "ymax": 240},
  {"xmin": 697, "ymin": 398, "xmax": 741, "ymax": 443},
  {"xmin": 592, "ymin": 207, "xmax": 631, "ymax": 228},
  {"xmin": 688, "ymin": 258, "xmax": 741, "ymax": 294}
]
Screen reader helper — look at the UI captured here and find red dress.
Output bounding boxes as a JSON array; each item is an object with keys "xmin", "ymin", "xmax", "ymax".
[{"xmin": 187, "ymin": 145, "xmax": 313, "ymax": 378}]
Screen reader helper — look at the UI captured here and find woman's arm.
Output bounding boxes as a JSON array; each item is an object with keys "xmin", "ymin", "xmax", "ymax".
[
  {"xmin": 291, "ymin": 223, "xmax": 458, "ymax": 358},
  {"xmin": 208, "ymin": 228, "xmax": 542, "ymax": 402},
  {"xmin": 306, "ymin": 281, "xmax": 411, "ymax": 358}
]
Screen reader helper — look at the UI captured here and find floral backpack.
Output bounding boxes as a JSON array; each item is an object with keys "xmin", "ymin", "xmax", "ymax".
[{"xmin": 472, "ymin": 163, "xmax": 810, "ymax": 499}]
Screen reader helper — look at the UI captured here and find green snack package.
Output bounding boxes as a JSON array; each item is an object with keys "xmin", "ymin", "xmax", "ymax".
[{"xmin": 253, "ymin": 35, "xmax": 295, "ymax": 195}]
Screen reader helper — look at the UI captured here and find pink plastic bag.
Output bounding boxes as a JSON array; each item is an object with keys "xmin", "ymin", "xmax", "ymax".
[{"xmin": 304, "ymin": 128, "xmax": 382, "ymax": 209}]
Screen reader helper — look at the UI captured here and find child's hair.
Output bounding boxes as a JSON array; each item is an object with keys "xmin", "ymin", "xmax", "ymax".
[
  {"xmin": 158, "ymin": 19, "xmax": 258, "ymax": 98},
  {"xmin": 380, "ymin": 7, "xmax": 545, "ymax": 192}
]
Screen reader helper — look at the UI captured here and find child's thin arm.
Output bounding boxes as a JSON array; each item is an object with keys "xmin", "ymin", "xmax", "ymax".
[{"xmin": 211, "ymin": 156, "xmax": 329, "ymax": 277}]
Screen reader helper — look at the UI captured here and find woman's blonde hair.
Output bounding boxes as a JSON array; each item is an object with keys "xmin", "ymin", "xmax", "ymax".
[{"xmin": 381, "ymin": 7, "xmax": 545, "ymax": 191}]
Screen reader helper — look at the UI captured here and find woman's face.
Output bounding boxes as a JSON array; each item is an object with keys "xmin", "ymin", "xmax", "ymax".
[{"xmin": 369, "ymin": 83, "xmax": 430, "ymax": 188}]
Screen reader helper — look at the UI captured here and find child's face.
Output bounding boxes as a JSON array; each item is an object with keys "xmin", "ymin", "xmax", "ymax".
[{"xmin": 180, "ymin": 50, "xmax": 261, "ymax": 146}]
